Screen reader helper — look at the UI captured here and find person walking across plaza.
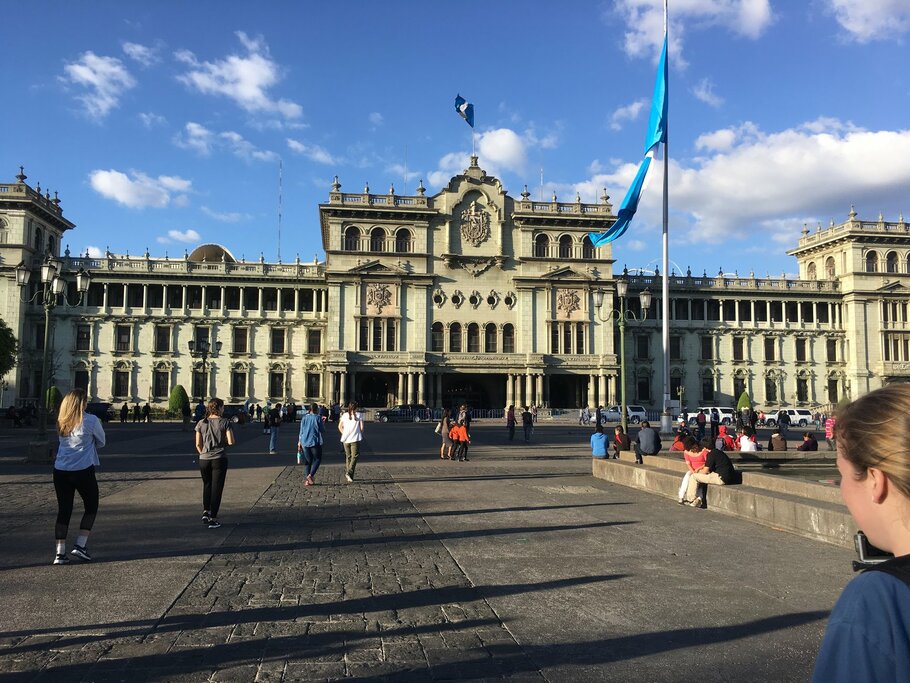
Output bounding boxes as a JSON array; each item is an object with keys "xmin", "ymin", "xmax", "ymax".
[
  {"xmin": 339, "ymin": 402, "xmax": 364, "ymax": 483},
  {"xmin": 521, "ymin": 406, "xmax": 533, "ymax": 443},
  {"xmin": 267, "ymin": 402, "xmax": 282, "ymax": 455},
  {"xmin": 439, "ymin": 408, "xmax": 454, "ymax": 459},
  {"xmin": 297, "ymin": 403, "xmax": 324, "ymax": 486},
  {"xmin": 824, "ymin": 414, "xmax": 837, "ymax": 451},
  {"xmin": 195, "ymin": 398, "xmax": 234, "ymax": 529},
  {"xmin": 449, "ymin": 419, "xmax": 470, "ymax": 461},
  {"xmin": 52, "ymin": 389, "xmax": 105, "ymax": 565},
  {"xmin": 120, "ymin": 402, "xmax": 128, "ymax": 424},
  {"xmin": 506, "ymin": 405, "xmax": 516, "ymax": 442},
  {"xmin": 813, "ymin": 384, "xmax": 910, "ymax": 681}
]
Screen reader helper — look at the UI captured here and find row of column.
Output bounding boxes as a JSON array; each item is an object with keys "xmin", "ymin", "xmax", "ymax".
[
  {"xmin": 505, "ymin": 373, "xmax": 544, "ymax": 408},
  {"xmin": 98, "ymin": 283, "xmax": 328, "ymax": 314}
]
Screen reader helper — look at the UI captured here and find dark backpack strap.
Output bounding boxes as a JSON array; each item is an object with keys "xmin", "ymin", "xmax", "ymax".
[{"xmin": 865, "ymin": 554, "xmax": 910, "ymax": 585}]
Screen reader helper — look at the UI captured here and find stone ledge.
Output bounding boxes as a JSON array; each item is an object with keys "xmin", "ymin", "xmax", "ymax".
[{"xmin": 592, "ymin": 455, "xmax": 856, "ymax": 549}]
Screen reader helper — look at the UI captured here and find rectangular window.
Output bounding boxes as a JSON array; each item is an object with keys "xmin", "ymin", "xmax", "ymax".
[
  {"xmin": 700, "ymin": 336, "xmax": 713, "ymax": 360},
  {"xmin": 670, "ymin": 376, "xmax": 682, "ymax": 403},
  {"xmin": 733, "ymin": 376, "xmax": 746, "ymax": 399},
  {"xmin": 76, "ymin": 325, "xmax": 91, "ymax": 352},
  {"xmin": 754, "ymin": 301, "xmax": 767, "ymax": 322},
  {"xmin": 637, "ymin": 376, "xmax": 651, "ymax": 402},
  {"xmin": 74, "ymin": 370, "xmax": 89, "ymax": 392},
  {"xmin": 243, "ymin": 287, "xmax": 259, "ymax": 310},
  {"xmin": 562, "ymin": 324, "xmax": 571, "ymax": 355},
  {"xmin": 154, "ymin": 325, "xmax": 170, "ymax": 353},
  {"xmin": 551, "ymin": 324, "xmax": 559, "ymax": 354},
  {"xmin": 636, "ymin": 335, "xmax": 649, "ymax": 360},
  {"xmin": 673, "ymin": 299, "xmax": 689, "ymax": 320},
  {"xmin": 147, "ymin": 285, "xmax": 164, "ymax": 309},
  {"xmin": 691, "ymin": 300, "xmax": 705, "ymax": 320},
  {"xmin": 153, "ymin": 370, "xmax": 169, "ymax": 398},
  {"xmin": 270, "ymin": 328, "xmax": 285, "ymax": 354},
  {"xmin": 707, "ymin": 300, "xmax": 721, "ymax": 321},
  {"xmin": 301, "ymin": 289, "xmax": 314, "ymax": 312},
  {"xmin": 307, "ymin": 329, "xmax": 322, "ymax": 354},
  {"xmin": 231, "ymin": 371, "xmax": 247, "ymax": 398},
  {"xmin": 732, "ymin": 337, "xmax": 744, "ymax": 361},
  {"xmin": 115, "ymin": 325, "xmax": 131, "ymax": 352},
  {"xmin": 431, "ymin": 325, "xmax": 444, "ymax": 352},
  {"xmin": 764, "ymin": 337, "xmax": 776, "ymax": 361},
  {"xmin": 738, "ymin": 301, "xmax": 752, "ymax": 322},
  {"xmin": 669, "ymin": 335, "xmax": 681, "ymax": 360},
  {"xmin": 263, "ymin": 288, "xmax": 278, "ymax": 311},
  {"xmin": 575, "ymin": 323, "xmax": 584, "ymax": 355},
  {"xmin": 817, "ymin": 304, "xmax": 830, "ymax": 324},
  {"xmin": 795, "ymin": 338, "xmax": 807, "ymax": 362},
  {"xmin": 359, "ymin": 319, "xmax": 369, "ymax": 351},
  {"xmin": 722, "ymin": 300, "xmax": 736, "ymax": 322},
  {"xmin": 192, "ymin": 370, "xmax": 206, "ymax": 400},
  {"xmin": 770, "ymin": 302, "xmax": 783, "ymax": 322},
  {"xmin": 113, "ymin": 370, "xmax": 129, "ymax": 398},
  {"xmin": 885, "ymin": 335, "xmax": 892, "ymax": 361},
  {"xmin": 306, "ymin": 373, "xmax": 321, "ymax": 398},
  {"xmin": 372, "ymin": 320, "xmax": 382, "ymax": 351},
  {"xmin": 233, "ymin": 327, "xmax": 249, "ymax": 354},
  {"xmin": 109, "ymin": 284, "xmax": 125, "ymax": 307},
  {"xmin": 765, "ymin": 376, "xmax": 778, "ymax": 403},
  {"xmin": 797, "ymin": 377, "xmax": 809, "ymax": 402},
  {"xmin": 187, "ymin": 285, "xmax": 202, "ymax": 309},
  {"xmin": 225, "ymin": 287, "xmax": 241, "ymax": 311},
  {"xmin": 269, "ymin": 372, "xmax": 285, "ymax": 398},
  {"xmin": 827, "ymin": 379, "xmax": 839, "ymax": 404},
  {"xmin": 167, "ymin": 285, "xmax": 183, "ymax": 309},
  {"xmin": 701, "ymin": 377, "xmax": 714, "ymax": 402},
  {"xmin": 801, "ymin": 302, "xmax": 814, "ymax": 323},
  {"xmin": 386, "ymin": 321, "xmax": 396, "ymax": 351},
  {"xmin": 194, "ymin": 326, "xmax": 209, "ymax": 347},
  {"xmin": 127, "ymin": 284, "xmax": 143, "ymax": 307}
]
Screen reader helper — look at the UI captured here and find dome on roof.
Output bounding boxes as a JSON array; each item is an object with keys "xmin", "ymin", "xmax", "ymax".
[{"xmin": 187, "ymin": 244, "xmax": 237, "ymax": 263}]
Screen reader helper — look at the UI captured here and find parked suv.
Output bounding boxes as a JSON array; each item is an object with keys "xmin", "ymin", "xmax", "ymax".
[
  {"xmin": 766, "ymin": 408, "xmax": 813, "ymax": 428},
  {"xmin": 689, "ymin": 406, "xmax": 736, "ymax": 426},
  {"xmin": 603, "ymin": 405, "xmax": 649, "ymax": 424},
  {"xmin": 376, "ymin": 404, "xmax": 431, "ymax": 423},
  {"xmin": 85, "ymin": 402, "xmax": 115, "ymax": 422}
]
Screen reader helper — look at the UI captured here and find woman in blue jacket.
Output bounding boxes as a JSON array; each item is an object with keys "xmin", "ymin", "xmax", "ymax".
[{"xmin": 297, "ymin": 403, "xmax": 325, "ymax": 486}]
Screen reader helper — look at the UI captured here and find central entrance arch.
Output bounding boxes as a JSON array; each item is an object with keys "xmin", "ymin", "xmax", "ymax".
[
  {"xmin": 440, "ymin": 373, "xmax": 505, "ymax": 410},
  {"xmin": 357, "ymin": 371, "xmax": 396, "ymax": 407}
]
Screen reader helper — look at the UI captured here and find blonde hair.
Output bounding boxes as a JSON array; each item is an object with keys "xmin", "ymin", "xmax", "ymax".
[
  {"xmin": 57, "ymin": 389, "xmax": 87, "ymax": 437},
  {"xmin": 837, "ymin": 384, "xmax": 910, "ymax": 500}
]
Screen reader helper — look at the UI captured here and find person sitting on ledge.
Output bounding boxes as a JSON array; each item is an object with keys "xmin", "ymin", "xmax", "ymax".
[
  {"xmin": 737, "ymin": 426, "xmax": 759, "ymax": 452},
  {"xmin": 797, "ymin": 431, "xmax": 819, "ymax": 452},
  {"xmin": 634, "ymin": 420, "xmax": 662, "ymax": 464},
  {"xmin": 767, "ymin": 429, "xmax": 788, "ymax": 451},
  {"xmin": 684, "ymin": 440, "xmax": 738, "ymax": 508},
  {"xmin": 590, "ymin": 424, "xmax": 608, "ymax": 459},
  {"xmin": 678, "ymin": 436, "xmax": 708, "ymax": 505},
  {"xmin": 670, "ymin": 429, "xmax": 688, "ymax": 452},
  {"xmin": 612, "ymin": 425, "xmax": 631, "ymax": 459}
]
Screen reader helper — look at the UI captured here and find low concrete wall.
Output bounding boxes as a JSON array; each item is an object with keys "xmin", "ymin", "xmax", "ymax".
[{"xmin": 593, "ymin": 454, "xmax": 856, "ymax": 549}]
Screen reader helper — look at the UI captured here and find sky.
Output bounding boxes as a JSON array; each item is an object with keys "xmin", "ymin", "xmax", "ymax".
[{"xmin": 3, "ymin": 0, "xmax": 910, "ymax": 278}]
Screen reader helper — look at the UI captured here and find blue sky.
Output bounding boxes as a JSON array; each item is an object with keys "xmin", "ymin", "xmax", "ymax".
[{"xmin": 3, "ymin": 0, "xmax": 910, "ymax": 277}]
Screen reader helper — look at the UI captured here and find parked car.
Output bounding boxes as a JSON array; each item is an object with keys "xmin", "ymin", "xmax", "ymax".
[
  {"xmin": 85, "ymin": 402, "xmax": 115, "ymax": 422},
  {"xmin": 222, "ymin": 404, "xmax": 249, "ymax": 424},
  {"xmin": 765, "ymin": 408, "xmax": 813, "ymax": 428},
  {"xmin": 688, "ymin": 406, "xmax": 736, "ymax": 426},
  {"xmin": 602, "ymin": 405, "xmax": 649, "ymax": 424},
  {"xmin": 376, "ymin": 404, "xmax": 430, "ymax": 422}
]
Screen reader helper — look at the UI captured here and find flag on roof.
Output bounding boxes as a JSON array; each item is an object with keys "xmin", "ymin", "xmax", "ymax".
[{"xmin": 455, "ymin": 94, "xmax": 474, "ymax": 128}]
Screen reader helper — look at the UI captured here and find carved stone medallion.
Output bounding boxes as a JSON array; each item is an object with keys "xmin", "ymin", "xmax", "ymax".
[
  {"xmin": 556, "ymin": 288, "xmax": 581, "ymax": 317},
  {"xmin": 460, "ymin": 200, "xmax": 490, "ymax": 247},
  {"xmin": 366, "ymin": 283, "xmax": 392, "ymax": 313}
]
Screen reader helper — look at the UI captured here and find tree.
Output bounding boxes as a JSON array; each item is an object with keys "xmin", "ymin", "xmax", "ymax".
[
  {"xmin": 46, "ymin": 386, "xmax": 63, "ymax": 412},
  {"xmin": 169, "ymin": 385, "xmax": 190, "ymax": 415},
  {"xmin": 736, "ymin": 391, "xmax": 752, "ymax": 411},
  {"xmin": 0, "ymin": 319, "xmax": 16, "ymax": 380}
]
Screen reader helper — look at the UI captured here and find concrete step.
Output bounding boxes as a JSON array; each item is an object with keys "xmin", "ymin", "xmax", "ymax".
[{"xmin": 593, "ymin": 455, "xmax": 856, "ymax": 549}]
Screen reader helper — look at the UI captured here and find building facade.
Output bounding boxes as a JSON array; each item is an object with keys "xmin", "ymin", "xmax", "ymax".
[{"xmin": 0, "ymin": 163, "xmax": 902, "ymax": 412}]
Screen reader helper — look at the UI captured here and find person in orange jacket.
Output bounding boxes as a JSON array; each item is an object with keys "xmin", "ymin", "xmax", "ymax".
[{"xmin": 448, "ymin": 421, "xmax": 470, "ymax": 462}]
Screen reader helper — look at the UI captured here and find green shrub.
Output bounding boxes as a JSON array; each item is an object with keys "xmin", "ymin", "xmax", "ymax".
[
  {"xmin": 736, "ymin": 392, "xmax": 752, "ymax": 411},
  {"xmin": 169, "ymin": 385, "xmax": 190, "ymax": 415}
]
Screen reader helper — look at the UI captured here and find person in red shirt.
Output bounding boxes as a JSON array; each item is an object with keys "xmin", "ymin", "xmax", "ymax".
[{"xmin": 678, "ymin": 436, "xmax": 708, "ymax": 505}]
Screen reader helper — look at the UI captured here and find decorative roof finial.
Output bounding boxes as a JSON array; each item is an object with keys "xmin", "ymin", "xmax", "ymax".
[
  {"xmin": 879, "ymin": 210, "xmax": 885, "ymax": 222},
  {"xmin": 35, "ymin": 181, "xmax": 41, "ymax": 194},
  {"xmin": 389, "ymin": 183, "xmax": 395, "ymax": 195},
  {"xmin": 575, "ymin": 191, "xmax": 581, "ymax": 204},
  {"xmin": 416, "ymin": 179, "xmax": 425, "ymax": 196},
  {"xmin": 801, "ymin": 223, "xmax": 810, "ymax": 236},
  {"xmin": 331, "ymin": 175, "xmax": 341, "ymax": 192},
  {"xmin": 521, "ymin": 184, "xmax": 530, "ymax": 200},
  {"xmin": 849, "ymin": 204, "xmax": 857, "ymax": 220},
  {"xmin": 53, "ymin": 191, "xmax": 60, "ymax": 206},
  {"xmin": 64, "ymin": 244, "xmax": 70, "ymax": 258},
  {"xmin": 551, "ymin": 191, "xmax": 558, "ymax": 203},
  {"xmin": 363, "ymin": 182, "xmax": 370, "ymax": 194},
  {"xmin": 601, "ymin": 188, "xmax": 610, "ymax": 204},
  {"xmin": 15, "ymin": 166, "xmax": 26, "ymax": 183},
  {"xmin": 470, "ymin": 154, "xmax": 479, "ymax": 167}
]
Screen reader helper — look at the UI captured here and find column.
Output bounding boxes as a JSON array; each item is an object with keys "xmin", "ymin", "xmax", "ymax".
[
  {"xmin": 535, "ymin": 374, "xmax": 543, "ymax": 406},
  {"xmin": 294, "ymin": 288, "xmax": 300, "ymax": 314},
  {"xmin": 524, "ymin": 373, "xmax": 532, "ymax": 407},
  {"xmin": 410, "ymin": 372, "xmax": 418, "ymax": 404},
  {"xmin": 339, "ymin": 371, "xmax": 347, "ymax": 405},
  {"xmin": 142, "ymin": 284, "xmax": 148, "ymax": 312},
  {"xmin": 220, "ymin": 286, "xmax": 226, "ymax": 312},
  {"xmin": 398, "ymin": 372, "xmax": 406, "ymax": 404},
  {"xmin": 544, "ymin": 374, "xmax": 550, "ymax": 408},
  {"xmin": 418, "ymin": 372, "xmax": 426, "ymax": 405},
  {"xmin": 436, "ymin": 373, "xmax": 443, "ymax": 408},
  {"xmin": 505, "ymin": 374, "xmax": 513, "ymax": 408},
  {"xmin": 328, "ymin": 372, "xmax": 337, "ymax": 404},
  {"xmin": 181, "ymin": 285, "xmax": 188, "ymax": 312},
  {"xmin": 102, "ymin": 283, "xmax": 109, "ymax": 313},
  {"xmin": 587, "ymin": 374, "xmax": 595, "ymax": 408}
]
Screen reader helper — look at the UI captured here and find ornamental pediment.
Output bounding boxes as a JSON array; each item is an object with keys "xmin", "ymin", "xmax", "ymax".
[
  {"xmin": 541, "ymin": 266, "xmax": 596, "ymax": 281},
  {"xmin": 347, "ymin": 260, "xmax": 406, "ymax": 275},
  {"xmin": 877, "ymin": 281, "xmax": 910, "ymax": 292}
]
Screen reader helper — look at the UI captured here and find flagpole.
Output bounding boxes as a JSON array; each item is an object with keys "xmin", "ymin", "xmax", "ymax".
[{"xmin": 660, "ymin": 0, "xmax": 672, "ymax": 435}]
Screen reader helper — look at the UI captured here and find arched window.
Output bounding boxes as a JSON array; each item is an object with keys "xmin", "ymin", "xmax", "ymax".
[
  {"xmin": 866, "ymin": 251, "xmax": 879, "ymax": 273},
  {"xmin": 467, "ymin": 323, "xmax": 480, "ymax": 352},
  {"xmin": 826, "ymin": 256, "xmax": 836, "ymax": 279},
  {"xmin": 534, "ymin": 234, "xmax": 549, "ymax": 258},
  {"xmin": 344, "ymin": 226, "xmax": 360, "ymax": 251},
  {"xmin": 34, "ymin": 226, "xmax": 43, "ymax": 251},
  {"xmin": 47, "ymin": 235, "xmax": 56, "ymax": 256},
  {"xmin": 484, "ymin": 323, "xmax": 497, "ymax": 353},
  {"xmin": 806, "ymin": 262, "xmax": 817, "ymax": 280},
  {"xmin": 502, "ymin": 323, "xmax": 515, "ymax": 353},
  {"xmin": 449, "ymin": 323, "xmax": 462, "ymax": 352},
  {"xmin": 0, "ymin": 219, "xmax": 7, "ymax": 245},
  {"xmin": 394, "ymin": 228, "xmax": 412, "ymax": 254},
  {"xmin": 431, "ymin": 322, "xmax": 444, "ymax": 352},
  {"xmin": 559, "ymin": 235, "xmax": 573, "ymax": 259},
  {"xmin": 887, "ymin": 251, "xmax": 899, "ymax": 273},
  {"xmin": 370, "ymin": 227, "xmax": 385, "ymax": 252},
  {"xmin": 582, "ymin": 235, "xmax": 594, "ymax": 259}
]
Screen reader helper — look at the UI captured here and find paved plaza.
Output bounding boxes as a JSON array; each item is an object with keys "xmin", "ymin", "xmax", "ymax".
[{"xmin": 0, "ymin": 420, "xmax": 852, "ymax": 681}]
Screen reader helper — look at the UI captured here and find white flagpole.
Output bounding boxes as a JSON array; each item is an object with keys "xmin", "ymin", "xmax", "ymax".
[{"xmin": 660, "ymin": 0, "xmax": 672, "ymax": 434}]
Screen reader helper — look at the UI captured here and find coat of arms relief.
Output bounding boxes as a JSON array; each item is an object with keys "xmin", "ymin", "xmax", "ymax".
[
  {"xmin": 366, "ymin": 283, "xmax": 393, "ymax": 313},
  {"xmin": 460, "ymin": 200, "xmax": 490, "ymax": 247},
  {"xmin": 556, "ymin": 289, "xmax": 582, "ymax": 318}
]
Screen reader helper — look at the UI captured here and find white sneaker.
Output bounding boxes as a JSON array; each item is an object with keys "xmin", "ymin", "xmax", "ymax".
[{"xmin": 345, "ymin": 474, "xmax": 353, "ymax": 483}]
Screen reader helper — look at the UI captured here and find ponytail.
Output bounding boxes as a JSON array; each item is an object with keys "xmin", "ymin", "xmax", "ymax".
[{"xmin": 348, "ymin": 402, "xmax": 358, "ymax": 418}]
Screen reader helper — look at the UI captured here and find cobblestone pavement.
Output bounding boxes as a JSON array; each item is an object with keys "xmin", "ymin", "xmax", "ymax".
[{"xmin": 0, "ymin": 464, "xmax": 542, "ymax": 682}]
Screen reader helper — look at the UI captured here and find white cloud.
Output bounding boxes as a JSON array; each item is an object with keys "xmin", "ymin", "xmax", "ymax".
[
  {"xmin": 826, "ymin": 0, "xmax": 910, "ymax": 41},
  {"xmin": 385, "ymin": 163, "xmax": 422, "ymax": 184},
  {"xmin": 610, "ymin": 99, "xmax": 647, "ymax": 131},
  {"xmin": 201, "ymin": 206, "xmax": 251, "ymax": 222},
  {"xmin": 89, "ymin": 169, "xmax": 192, "ymax": 208},
  {"xmin": 157, "ymin": 229, "xmax": 201, "ymax": 245},
  {"xmin": 175, "ymin": 122, "xmax": 277, "ymax": 162},
  {"xmin": 61, "ymin": 51, "xmax": 136, "ymax": 120},
  {"xmin": 138, "ymin": 112, "xmax": 166, "ymax": 128},
  {"xmin": 286, "ymin": 138, "xmax": 338, "ymax": 165},
  {"xmin": 692, "ymin": 78, "xmax": 724, "ymax": 107},
  {"xmin": 122, "ymin": 41, "xmax": 160, "ymax": 67},
  {"xmin": 84, "ymin": 245, "xmax": 103, "ymax": 258},
  {"xmin": 611, "ymin": 0, "xmax": 773, "ymax": 65},
  {"xmin": 626, "ymin": 239, "xmax": 647, "ymax": 251},
  {"xmin": 426, "ymin": 127, "xmax": 535, "ymax": 187},
  {"xmin": 369, "ymin": 112, "xmax": 384, "ymax": 127},
  {"xmin": 573, "ymin": 118, "xmax": 910, "ymax": 248},
  {"xmin": 588, "ymin": 160, "xmax": 606, "ymax": 174},
  {"xmin": 176, "ymin": 31, "xmax": 302, "ymax": 119}
]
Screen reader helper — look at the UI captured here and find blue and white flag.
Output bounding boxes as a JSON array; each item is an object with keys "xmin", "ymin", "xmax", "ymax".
[
  {"xmin": 455, "ymin": 94, "xmax": 474, "ymax": 128},
  {"xmin": 589, "ymin": 36, "xmax": 668, "ymax": 247}
]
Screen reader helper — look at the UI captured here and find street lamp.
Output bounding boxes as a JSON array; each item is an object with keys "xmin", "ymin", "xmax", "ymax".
[
  {"xmin": 593, "ymin": 278, "xmax": 651, "ymax": 434},
  {"xmin": 15, "ymin": 257, "xmax": 92, "ymax": 461},
  {"xmin": 188, "ymin": 338, "xmax": 222, "ymax": 401}
]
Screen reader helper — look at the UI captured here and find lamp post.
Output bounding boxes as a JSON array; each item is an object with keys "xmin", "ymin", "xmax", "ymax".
[
  {"xmin": 188, "ymin": 338, "xmax": 222, "ymax": 401},
  {"xmin": 15, "ymin": 257, "xmax": 91, "ymax": 461},
  {"xmin": 593, "ymin": 278, "xmax": 651, "ymax": 434}
]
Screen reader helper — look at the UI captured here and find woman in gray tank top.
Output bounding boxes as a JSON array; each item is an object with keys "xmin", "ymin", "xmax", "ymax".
[{"xmin": 194, "ymin": 398, "xmax": 235, "ymax": 529}]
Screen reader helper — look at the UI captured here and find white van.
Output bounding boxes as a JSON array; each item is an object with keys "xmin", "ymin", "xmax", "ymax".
[
  {"xmin": 603, "ymin": 405, "xmax": 649, "ymax": 424},
  {"xmin": 766, "ymin": 408, "xmax": 814, "ymax": 428},
  {"xmin": 688, "ymin": 407, "xmax": 736, "ymax": 426}
]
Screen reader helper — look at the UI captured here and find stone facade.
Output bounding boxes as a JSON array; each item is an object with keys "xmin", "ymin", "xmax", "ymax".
[{"xmin": 0, "ymin": 163, "xmax": 903, "ymax": 412}]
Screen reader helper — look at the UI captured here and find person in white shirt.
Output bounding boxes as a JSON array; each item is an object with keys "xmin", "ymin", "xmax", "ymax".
[
  {"xmin": 53, "ymin": 389, "xmax": 106, "ymax": 565},
  {"xmin": 338, "ymin": 402, "xmax": 365, "ymax": 483},
  {"xmin": 738, "ymin": 426, "xmax": 758, "ymax": 452}
]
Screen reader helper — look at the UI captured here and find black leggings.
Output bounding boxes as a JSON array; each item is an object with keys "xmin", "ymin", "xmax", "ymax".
[
  {"xmin": 200, "ymin": 456, "xmax": 228, "ymax": 517},
  {"xmin": 54, "ymin": 466, "xmax": 99, "ymax": 540}
]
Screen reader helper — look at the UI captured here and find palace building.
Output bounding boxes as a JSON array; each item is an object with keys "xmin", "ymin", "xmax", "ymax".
[{"xmin": 0, "ymin": 161, "xmax": 905, "ymax": 412}]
